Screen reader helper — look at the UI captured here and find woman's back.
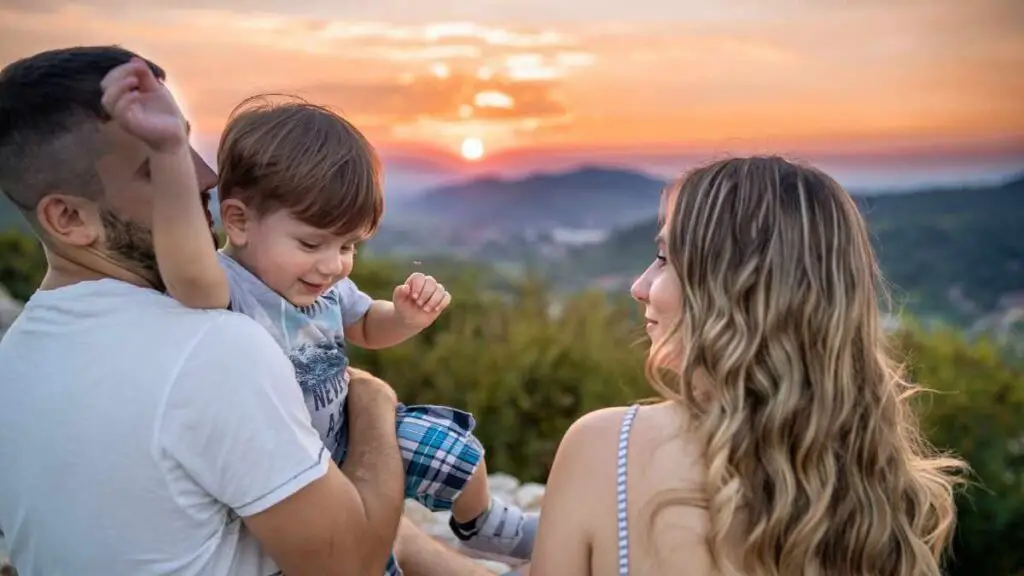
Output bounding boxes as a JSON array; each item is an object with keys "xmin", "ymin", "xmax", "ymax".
[
  {"xmin": 540, "ymin": 402, "xmax": 745, "ymax": 576},
  {"xmin": 625, "ymin": 403, "xmax": 747, "ymax": 575}
]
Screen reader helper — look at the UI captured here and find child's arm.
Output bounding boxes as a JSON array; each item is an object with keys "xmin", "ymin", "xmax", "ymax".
[
  {"xmin": 346, "ymin": 301, "xmax": 425, "ymax": 350},
  {"xmin": 150, "ymin": 147, "xmax": 229, "ymax": 309},
  {"xmin": 100, "ymin": 58, "xmax": 229, "ymax": 309},
  {"xmin": 344, "ymin": 273, "xmax": 451, "ymax": 350}
]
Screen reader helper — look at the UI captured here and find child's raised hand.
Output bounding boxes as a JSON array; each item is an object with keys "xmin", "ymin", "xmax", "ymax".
[
  {"xmin": 100, "ymin": 57, "xmax": 188, "ymax": 153},
  {"xmin": 393, "ymin": 272, "xmax": 451, "ymax": 328}
]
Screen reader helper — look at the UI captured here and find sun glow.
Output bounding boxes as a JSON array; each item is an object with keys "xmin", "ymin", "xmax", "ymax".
[{"xmin": 460, "ymin": 137, "xmax": 485, "ymax": 161}]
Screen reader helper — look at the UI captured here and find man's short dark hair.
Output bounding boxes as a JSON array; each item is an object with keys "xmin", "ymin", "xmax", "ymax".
[{"xmin": 0, "ymin": 45, "xmax": 165, "ymax": 214}]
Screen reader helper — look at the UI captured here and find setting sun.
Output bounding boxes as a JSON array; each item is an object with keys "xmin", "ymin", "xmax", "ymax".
[{"xmin": 461, "ymin": 137, "xmax": 485, "ymax": 161}]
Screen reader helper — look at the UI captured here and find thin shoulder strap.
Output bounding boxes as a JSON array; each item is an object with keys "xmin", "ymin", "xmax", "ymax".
[{"xmin": 616, "ymin": 404, "xmax": 641, "ymax": 576}]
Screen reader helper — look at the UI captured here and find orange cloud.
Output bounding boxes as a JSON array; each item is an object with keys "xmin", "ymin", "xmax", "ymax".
[
  {"xmin": 0, "ymin": 5, "xmax": 597, "ymax": 154},
  {"xmin": 310, "ymin": 72, "xmax": 565, "ymax": 116},
  {"xmin": 1, "ymin": 0, "xmax": 1022, "ymax": 161}
]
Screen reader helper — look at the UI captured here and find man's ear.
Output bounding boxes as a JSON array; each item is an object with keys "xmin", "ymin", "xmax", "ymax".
[
  {"xmin": 35, "ymin": 194, "xmax": 102, "ymax": 247},
  {"xmin": 220, "ymin": 197, "xmax": 252, "ymax": 247}
]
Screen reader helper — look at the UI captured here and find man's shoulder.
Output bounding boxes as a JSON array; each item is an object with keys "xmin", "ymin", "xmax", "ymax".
[
  {"xmin": 131, "ymin": 298, "xmax": 269, "ymax": 348},
  {"xmin": 184, "ymin": 310, "xmax": 288, "ymax": 359}
]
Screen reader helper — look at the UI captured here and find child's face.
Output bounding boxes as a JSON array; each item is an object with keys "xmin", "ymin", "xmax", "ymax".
[{"xmin": 232, "ymin": 208, "xmax": 365, "ymax": 307}]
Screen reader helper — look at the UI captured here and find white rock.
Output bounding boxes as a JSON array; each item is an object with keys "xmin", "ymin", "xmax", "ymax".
[
  {"xmin": 486, "ymin": 472, "xmax": 521, "ymax": 496},
  {"xmin": 514, "ymin": 482, "xmax": 546, "ymax": 511},
  {"xmin": 474, "ymin": 559, "xmax": 512, "ymax": 574}
]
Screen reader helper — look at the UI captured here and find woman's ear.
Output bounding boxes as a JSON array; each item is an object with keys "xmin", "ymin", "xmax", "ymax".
[{"xmin": 220, "ymin": 197, "xmax": 251, "ymax": 247}]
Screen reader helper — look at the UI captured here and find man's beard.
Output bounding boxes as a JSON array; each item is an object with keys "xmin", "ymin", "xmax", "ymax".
[
  {"xmin": 99, "ymin": 208, "xmax": 165, "ymax": 292},
  {"xmin": 98, "ymin": 207, "xmax": 219, "ymax": 294}
]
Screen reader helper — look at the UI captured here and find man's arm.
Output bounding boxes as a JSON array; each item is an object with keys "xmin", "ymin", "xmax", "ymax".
[
  {"xmin": 161, "ymin": 315, "xmax": 403, "ymax": 575},
  {"xmin": 393, "ymin": 518, "xmax": 502, "ymax": 576},
  {"xmin": 244, "ymin": 369, "xmax": 405, "ymax": 575}
]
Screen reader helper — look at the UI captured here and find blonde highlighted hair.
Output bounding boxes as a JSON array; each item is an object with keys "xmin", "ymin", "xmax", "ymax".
[{"xmin": 645, "ymin": 156, "xmax": 965, "ymax": 575}]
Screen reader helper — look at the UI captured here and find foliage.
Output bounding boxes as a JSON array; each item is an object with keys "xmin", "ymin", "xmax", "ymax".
[
  {"xmin": 897, "ymin": 326, "xmax": 1024, "ymax": 575},
  {"xmin": 1, "ymin": 230, "xmax": 1023, "ymax": 574},
  {"xmin": 346, "ymin": 257, "xmax": 650, "ymax": 481},
  {"xmin": 0, "ymin": 231, "xmax": 45, "ymax": 302}
]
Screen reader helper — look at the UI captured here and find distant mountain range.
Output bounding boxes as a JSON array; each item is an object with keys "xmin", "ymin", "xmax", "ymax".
[
  {"xmin": 553, "ymin": 173, "xmax": 1024, "ymax": 325},
  {"xmin": 386, "ymin": 166, "xmax": 666, "ymax": 232}
]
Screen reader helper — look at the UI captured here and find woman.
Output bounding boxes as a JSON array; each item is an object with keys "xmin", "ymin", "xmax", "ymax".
[{"xmin": 529, "ymin": 156, "xmax": 965, "ymax": 576}]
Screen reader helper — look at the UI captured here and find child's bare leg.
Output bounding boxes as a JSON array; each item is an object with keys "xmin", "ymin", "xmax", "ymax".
[
  {"xmin": 451, "ymin": 459, "xmax": 492, "ymax": 523},
  {"xmin": 448, "ymin": 458, "xmax": 538, "ymax": 560}
]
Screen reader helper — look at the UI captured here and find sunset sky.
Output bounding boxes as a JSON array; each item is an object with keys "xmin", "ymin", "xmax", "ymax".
[{"xmin": 3, "ymin": 0, "xmax": 1023, "ymax": 189}]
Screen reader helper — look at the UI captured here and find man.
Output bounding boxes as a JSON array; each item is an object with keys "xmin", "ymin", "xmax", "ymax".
[{"xmin": 0, "ymin": 45, "xmax": 496, "ymax": 576}]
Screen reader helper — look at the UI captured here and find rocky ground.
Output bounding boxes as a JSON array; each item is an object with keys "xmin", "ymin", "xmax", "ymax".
[{"xmin": 0, "ymin": 286, "xmax": 542, "ymax": 575}]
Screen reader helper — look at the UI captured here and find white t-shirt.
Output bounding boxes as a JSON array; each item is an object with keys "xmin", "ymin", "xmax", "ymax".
[{"xmin": 0, "ymin": 279, "xmax": 330, "ymax": 575}]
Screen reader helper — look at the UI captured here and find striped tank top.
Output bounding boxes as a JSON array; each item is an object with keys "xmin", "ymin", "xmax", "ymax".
[{"xmin": 616, "ymin": 404, "xmax": 640, "ymax": 576}]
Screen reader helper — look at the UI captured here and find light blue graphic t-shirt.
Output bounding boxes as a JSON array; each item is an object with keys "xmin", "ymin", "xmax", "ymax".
[{"xmin": 218, "ymin": 252, "xmax": 372, "ymax": 462}]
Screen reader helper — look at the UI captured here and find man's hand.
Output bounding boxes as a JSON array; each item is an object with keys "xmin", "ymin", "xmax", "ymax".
[
  {"xmin": 100, "ymin": 57, "xmax": 188, "ymax": 153},
  {"xmin": 393, "ymin": 272, "xmax": 452, "ymax": 330}
]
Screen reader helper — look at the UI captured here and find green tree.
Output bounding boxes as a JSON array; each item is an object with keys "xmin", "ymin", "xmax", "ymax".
[
  {"xmin": 347, "ymin": 258, "xmax": 649, "ymax": 481},
  {"xmin": 898, "ymin": 327, "xmax": 1024, "ymax": 575},
  {"xmin": 0, "ymin": 230, "xmax": 45, "ymax": 302}
]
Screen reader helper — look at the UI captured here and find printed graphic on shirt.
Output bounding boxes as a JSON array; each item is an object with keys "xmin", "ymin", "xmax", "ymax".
[
  {"xmin": 217, "ymin": 253, "xmax": 371, "ymax": 463},
  {"xmin": 289, "ymin": 339, "xmax": 349, "ymax": 459}
]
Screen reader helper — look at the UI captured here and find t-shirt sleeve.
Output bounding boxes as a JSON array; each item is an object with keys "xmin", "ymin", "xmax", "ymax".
[
  {"xmin": 157, "ymin": 313, "xmax": 330, "ymax": 517},
  {"xmin": 334, "ymin": 278, "xmax": 373, "ymax": 327},
  {"xmin": 220, "ymin": 258, "xmax": 256, "ymax": 315}
]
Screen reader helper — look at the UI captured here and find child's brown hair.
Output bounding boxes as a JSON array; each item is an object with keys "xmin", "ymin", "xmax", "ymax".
[{"xmin": 217, "ymin": 94, "xmax": 383, "ymax": 237}]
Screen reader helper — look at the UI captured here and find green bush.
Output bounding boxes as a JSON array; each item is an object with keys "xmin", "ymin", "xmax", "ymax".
[
  {"xmin": 0, "ymin": 231, "xmax": 45, "ymax": 302},
  {"xmin": 346, "ymin": 258, "xmax": 650, "ymax": 481},
  {"xmin": 897, "ymin": 327, "xmax": 1024, "ymax": 575}
]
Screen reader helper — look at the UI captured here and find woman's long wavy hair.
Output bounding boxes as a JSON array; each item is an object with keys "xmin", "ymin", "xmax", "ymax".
[{"xmin": 644, "ymin": 156, "xmax": 966, "ymax": 575}]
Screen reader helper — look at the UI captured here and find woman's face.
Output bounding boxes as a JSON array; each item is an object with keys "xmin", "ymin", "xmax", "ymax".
[{"xmin": 630, "ymin": 223, "xmax": 683, "ymax": 365}]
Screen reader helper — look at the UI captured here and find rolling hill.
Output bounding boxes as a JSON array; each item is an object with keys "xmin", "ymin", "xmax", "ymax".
[
  {"xmin": 552, "ymin": 174, "xmax": 1024, "ymax": 324},
  {"xmin": 387, "ymin": 166, "xmax": 666, "ymax": 233}
]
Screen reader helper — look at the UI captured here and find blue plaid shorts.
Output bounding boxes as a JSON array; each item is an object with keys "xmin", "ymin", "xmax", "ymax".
[
  {"xmin": 336, "ymin": 403, "xmax": 484, "ymax": 576},
  {"xmin": 395, "ymin": 403, "xmax": 484, "ymax": 510}
]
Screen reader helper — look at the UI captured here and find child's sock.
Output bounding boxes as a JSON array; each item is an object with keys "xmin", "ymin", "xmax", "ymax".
[{"xmin": 448, "ymin": 496, "xmax": 538, "ymax": 560}]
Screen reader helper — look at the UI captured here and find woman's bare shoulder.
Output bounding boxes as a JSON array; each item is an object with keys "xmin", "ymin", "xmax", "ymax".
[
  {"xmin": 560, "ymin": 402, "xmax": 693, "ymax": 455},
  {"xmin": 552, "ymin": 406, "xmax": 634, "ymax": 471},
  {"xmin": 555, "ymin": 402, "xmax": 702, "ymax": 492},
  {"xmin": 565, "ymin": 405, "xmax": 635, "ymax": 436}
]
